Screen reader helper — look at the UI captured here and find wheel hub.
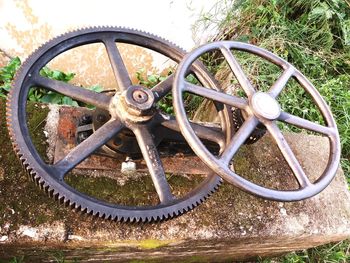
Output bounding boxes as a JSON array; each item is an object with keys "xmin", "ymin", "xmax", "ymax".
[
  {"xmin": 250, "ymin": 92, "xmax": 281, "ymax": 120},
  {"xmin": 110, "ymin": 85, "xmax": 155, "ymax": 122}
]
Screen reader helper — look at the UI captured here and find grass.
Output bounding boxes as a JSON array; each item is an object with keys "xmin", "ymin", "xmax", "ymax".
[{"xmin": 261, "ymin": 240, "xmax": 350, "ymax": 262}]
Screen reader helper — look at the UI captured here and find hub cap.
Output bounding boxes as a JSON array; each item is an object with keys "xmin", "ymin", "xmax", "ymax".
[{"xmin": 251, "ymin": 92, "xmax": 281, "ymax": 120}]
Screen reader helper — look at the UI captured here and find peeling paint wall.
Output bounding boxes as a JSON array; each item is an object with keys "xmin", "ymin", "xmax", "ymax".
[{"xmin": 0, "ymin": 0, "xmax": 216, "ymax": 88}]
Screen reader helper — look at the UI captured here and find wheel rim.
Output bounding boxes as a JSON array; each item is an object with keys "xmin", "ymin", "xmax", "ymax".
[{"xmin": 173, "ymin": 41, "xmax": 341, "ymax": 201}]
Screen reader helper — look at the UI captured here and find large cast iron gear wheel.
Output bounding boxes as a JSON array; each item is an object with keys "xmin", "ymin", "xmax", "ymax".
[{"xmin": 6, "ymin": 27, "xmax": 233, "ymax": 222}]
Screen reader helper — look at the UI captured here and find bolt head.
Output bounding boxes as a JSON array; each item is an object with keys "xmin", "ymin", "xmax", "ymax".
[{"xmin": 123, "ymin": 86, "xmax": 155, "ymax": 116}]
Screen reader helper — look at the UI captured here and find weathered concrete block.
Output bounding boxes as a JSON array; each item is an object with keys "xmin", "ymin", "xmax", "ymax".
[{"xmin": 0, "ymin": 100, "xmax": 350, "ymax": 262}]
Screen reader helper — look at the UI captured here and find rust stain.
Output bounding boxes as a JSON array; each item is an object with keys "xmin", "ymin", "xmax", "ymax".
[
  {"xmin": 118, "ymin": 43, "xmax": 157, "ymax": 85},
  {"xmin": 54, "ymin": 107, "xmax": 210, "ymax": 175},
  {"xmin": 14, "ymin": 0, "xmax": 38, "ymax": 24},
  {"xmin": 4, "ymin": 0, "xmax": 169, "ymax": 90},
  {"xmin": 48, "ymin": 43, "xmax": 118, "ymax": 90},
  {"xmin": 5, "ymin": 0, "xmax": 52, "ymax": 57},
  {"xmin": 56, "ymin": 107, "xmax": 81, "ymax": 145}
]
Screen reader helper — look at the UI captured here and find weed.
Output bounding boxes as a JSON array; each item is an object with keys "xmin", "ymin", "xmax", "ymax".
[
  {"xmin": 0, "ymin": 58, "xmax": 103, "ymax": 107},
  {"xmin": 7, "ymin": 257, "xmax": 24, "ymax": 263},
  {"xmin": 0, "ymin": 57, "xmax": 21, "ymax": 98},
  {"xmin": 136, "ymin": 68, "xmax": 203, "ymax": 116},
  {"xmin": 260, "ymin": 240, "xmax": 350, "ymax": 262}
]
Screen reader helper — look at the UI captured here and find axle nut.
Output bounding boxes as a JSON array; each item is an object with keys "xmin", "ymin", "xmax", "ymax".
[{"xmin": 123, "ymin": 86, "xmax": 155, "ymax": 116}]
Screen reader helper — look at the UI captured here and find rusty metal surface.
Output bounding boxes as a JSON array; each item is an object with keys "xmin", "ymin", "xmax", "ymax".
[{"xmin": 54, "ymin": 106, "xmax": 211, "ymax": 175}]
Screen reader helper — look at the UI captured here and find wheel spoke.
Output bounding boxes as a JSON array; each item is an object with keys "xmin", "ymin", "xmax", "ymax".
[
  {"xmin": 268, "ymin": 67, "xmax": 295, "ymax": 98},
  {"xmin": 34, "ymin": 76, "xmax": 111, "ymax": 110},
  {"xmin": 278, "ymin": 112, "xmax": 335, "ymax": 136},
  {"xmin": 220, "ymin": 46, "xmax": 255, "ymax": 97},
  {"xmin": 152, "ymin": 74, "xmax": 174, "ymax": 102},
  {"xmin": 220, "ymin": 116, "xmax": 259, "ymax": 164},
  {"xmin": 160, "ymin": 116, "xmax": 225, "ymax": 147},
  {"xmin": 265, "ymin": 122, "xmax": 311, "ymax": 188},
  {"xmin": 103, "ymin": 38, "xmax": 132, "ymax": 91},
  {"xmin": 133, "ymin": 126, "xmax": 174, "ymax": 204},
  {"xmin": 183, "ymin": 82, "xmax": 247, "ymax": 110},
  {"xmin": 53, "ymin": 119, "xmax": 124, "ymax": 178}
]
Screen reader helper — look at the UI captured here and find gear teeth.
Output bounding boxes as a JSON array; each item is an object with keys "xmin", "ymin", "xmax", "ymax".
[
  {"xmin": 64, "ymin": 200, "xmax": 70, "ymax": 207},
  {"xmin": 58, "ymin": 196, "xmax": 65, "ymax": 204},
  {"xmin": 43, "ymin": 183, "xmax": 50, "ymax": 192},
  {"xmin": 69, "ymin": 202, "xmax": 76, "ymax": 209},
  {"xmin": 47, "ymin": 188, "xmax": 54, "ymax": 198},
  {"xmin": 38, "ymin": 179, "xmax": 45, "ymax": 189}
]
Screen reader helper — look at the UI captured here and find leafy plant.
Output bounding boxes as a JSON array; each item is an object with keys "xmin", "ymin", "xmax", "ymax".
[
  {"xmin": 0, "ymin": 256, "xmax": 25, "ymax": 263},
  {"xmin": 136, "ymin": 68, "xmax": 174, "ymax": 113},
  {"xmin": 136, "ymin": 69, "xmax": 168, "ymax": 88},
  {"xmin": 26, "ymin": 66, "xmax": 79, "ymax": 106},
  {"xmin": 0, "ymin": 58, "xmax": 103, "ymax": 107},
  {"xmin": 0, "ymin": 57, "xmax": 21, "ymax": 98},
  {"xmin": 136, "ymin": 68, "xmax": 203, "ymax": 116}
]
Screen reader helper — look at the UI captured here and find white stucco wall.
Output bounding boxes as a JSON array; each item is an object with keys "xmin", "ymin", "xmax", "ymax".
[{"xmin": 0, "ymin": 0, "xmax": 218, "ymax": 88}]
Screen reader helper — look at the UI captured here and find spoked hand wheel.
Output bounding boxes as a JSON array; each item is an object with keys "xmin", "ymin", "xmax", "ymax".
[
  {"xmin": 6, "ymin": 27, "xmax": 233, "ymax": 222},
  {"xmin": 173, "ymin": 41, "xmax": 341, "ymax": 201}
]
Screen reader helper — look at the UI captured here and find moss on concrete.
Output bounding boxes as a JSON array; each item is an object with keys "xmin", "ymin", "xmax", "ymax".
[
  {"xmin": 0, "ymin": 99, "xmax": 68, "ymax": 228},
  {"xmin": 138, "ymin": 239, "xmax": 170, "ymax": 249},
  {"xmin": 66, "ymin": 173, "xmax": 204, "ymax": 206},
  {"xmin": 26, "ymin": 102, "xmax": 50, "ymax": 162}
]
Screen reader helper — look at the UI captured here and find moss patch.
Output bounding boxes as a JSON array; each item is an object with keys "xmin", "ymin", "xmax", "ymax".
[
  {"xmin": 26, "ymin": 102, "xmax": 50, "ymax": 162},
  {"xmin": 0, "ymin": 99, "xmax": 68, "ymax": 228},
  {"xmin": 66, "ymin": 173, "xmax": 204, "ymax": 206},
  {"xmin": 138, "ymin": 239, "xmax": 170, "ymax": 249}
]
